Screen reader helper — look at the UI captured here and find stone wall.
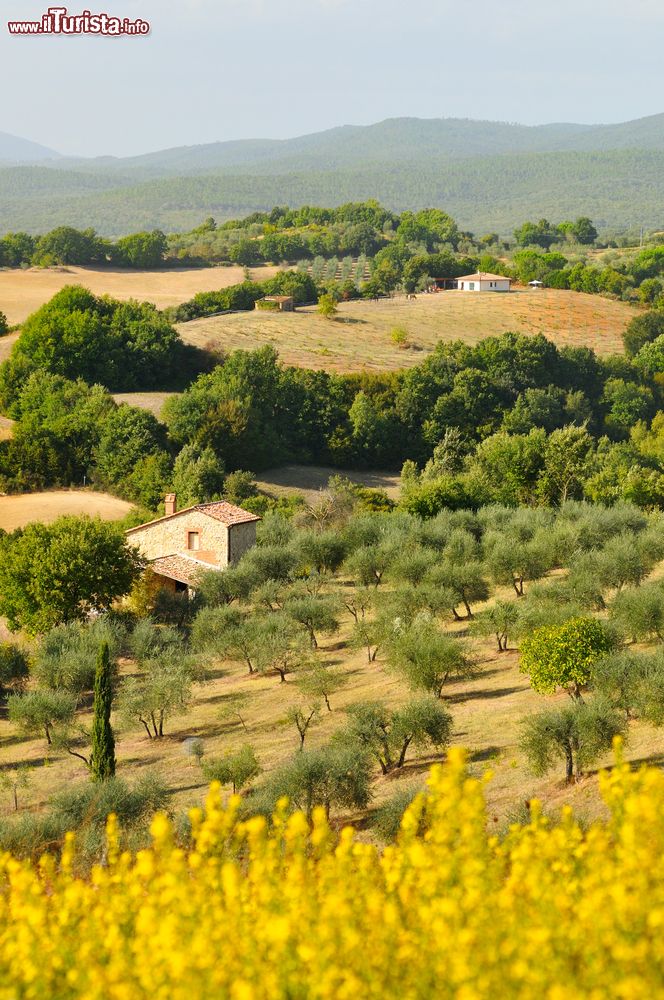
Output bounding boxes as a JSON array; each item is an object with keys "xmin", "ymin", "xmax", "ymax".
[
  {"xmin": 228, "ymin": 521, "xmax": 258, "ymax": 564},
  {"xmin": 127, "ymin": 509, "xmax": 230, "ymax": 566}
]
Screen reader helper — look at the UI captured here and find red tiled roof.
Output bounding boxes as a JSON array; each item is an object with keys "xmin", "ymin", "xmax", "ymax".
[
  {"xmin": 126, "ymin": 500, "xmax": 260, "ymax": 534},
  {"xmin": 196, "ymin": 501, "xmax": 262, "ymax": 526},
  {"xmin": 456, "ymin": 272, "xmax": 512, "ymax": 282},
  {"xmin": 150, "ymin": 553, "xmax": 221, "ymax": 587}
]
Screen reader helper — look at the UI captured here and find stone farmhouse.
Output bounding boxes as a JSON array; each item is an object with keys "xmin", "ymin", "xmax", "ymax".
[{"xmin": 126, "ymin": 494, "xmax": 260, "ymax": 594}]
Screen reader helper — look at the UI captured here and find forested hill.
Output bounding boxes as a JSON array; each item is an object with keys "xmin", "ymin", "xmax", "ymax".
[{"xmin": 4, "ymin": 114, "xmax": 664, "ymax": 234}]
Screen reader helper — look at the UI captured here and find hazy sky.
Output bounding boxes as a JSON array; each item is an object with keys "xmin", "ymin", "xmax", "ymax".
[{"xmin": 0, "ymin": 0, "xmax": 663, "ymax": 157}]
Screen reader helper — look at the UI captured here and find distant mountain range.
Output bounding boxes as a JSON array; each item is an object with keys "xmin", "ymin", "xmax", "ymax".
[
  {"xmin": 0, "ymin": 131, "xmax": 61, "ymax": 164},
  {"xmin": 2, "ymin": 114, "xmax": 664, "ymax": 235}
]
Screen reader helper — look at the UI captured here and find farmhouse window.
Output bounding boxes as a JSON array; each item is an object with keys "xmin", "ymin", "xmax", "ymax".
[
  {"xmin": 469, "ymin": 282, "xmax": 475, "ymax": 290},
  {"xmin": 187, "ymin": 531, "xmax": 200, "ymax": 551}
]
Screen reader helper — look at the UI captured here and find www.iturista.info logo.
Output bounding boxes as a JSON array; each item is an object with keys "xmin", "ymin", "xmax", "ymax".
[{"xmin": 7, "ymin": 7, "xmax": 151, "ymax": 35}]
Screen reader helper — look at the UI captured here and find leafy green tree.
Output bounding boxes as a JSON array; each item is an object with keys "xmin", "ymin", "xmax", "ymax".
[
  {"xmin": 254, "ymin": 613, "xmax": 310, "ymax": 683},
  {"xmin": 113, "ymin": 230, "xmax": 167, "ymax": 268},
  {"xmin": 202, "ymin": 745, "xmax": 261, "ymax": 794},
  {"xmin": 8, "ymin": 689, "xmax": 77, "ymax": 746},
  {"xmin": 431, "ymin": 560, "xmax": 489, "ymax": 620},
  {"xmin": 117, "ymin": 631, "xmax": 194, "ymax": 741},
  {"xmin": 1, "ymin": 286, "xmax": 185, "ymax": 402},
  {"xmin": 521, "ymin": 698, "xmax": 626, "ymax": 783},
  {"xmin": 297, "ymin": 530, "xmax": 347, "ymax": 574},
  {"xmin": 317, "ymin": 293, "xmax": 338, "ymax": 319},
  {"xmin": 594, "ymin": 649, "xmax": 664, "ymax": 725},
  {"xmin": 344, "ymin": 697, "xmax": 452, "ymax": 773},
  {"xmin": 33, "ymin": 226, "xmax": 104, "ymax": 266},
  {"xmin": 0, "ymin": 767, "xmax": 32, "ymax": 813},
  {"xmin": 483, "ymin": 531, "xmax": 553, "ymax": 597},
  {"xmin": 570, "ymin": 217, "xmax": 598, "ymax": 245},
  {"xmin": 622, "ymin": 311, "xmax": 664, "ymax": 357},
  {"xmin": 90, "ymin": 642, "xmax": 116, "ymax": 782},
  {"xmin": 0, "ymin": 517, "xmax": 143, "ymax": 635},
  {"xmin": 536, "ymin": 425, "xmax": 594, "ymax": 505},
  {"xmin": 634, "ymin": 335, "xmax": 664, "ymax": 379},
  {"xmin": 0, "ymin": 311, "xmax": 8, "ymax": 335},
  {"xmin": 222, "ymin": 470, "xmax": 258, "ymax": 504},
  {"xmin": 171, "ymin": 443, "xmax": 225, "ymax": 507},
  {"xmin": 519, "ymin": 617, "xmax": 615, "ymax": 700},
  {"xmin": 344, "ymin": 542, "xmax": 397, "ymax": 587},
  {"xmin": 513, "ymin": 218, "xmax": 560, "ymax": 250}
]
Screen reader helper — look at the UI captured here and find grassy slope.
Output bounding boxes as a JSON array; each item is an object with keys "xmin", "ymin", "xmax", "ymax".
[
  {"xmin": 179, "ymin": 289, "xmax": 636, "ymax": 373},
  {"xmin": 3, "ymin": 574, "xmax": 664, "ymax": 829}
]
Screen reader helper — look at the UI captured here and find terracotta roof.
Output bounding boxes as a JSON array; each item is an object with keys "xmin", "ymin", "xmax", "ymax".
[
  {"xmin": 126, "ymin": 500, "xmax": 261, "ymax": 535},
  {"xmin": 263, "ymin": 295, "xmax": 293, "ymax": 303},
  {"xmin": 150, "ymin": 553, "xmax": 221, "ymax": 587},
  {"xmin": 456, "ymin": 272, "xmax": 512, "ymax": 282}
]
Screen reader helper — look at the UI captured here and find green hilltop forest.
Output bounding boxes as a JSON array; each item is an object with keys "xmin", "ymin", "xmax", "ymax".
[{"xmin": 4, "ymin": 114, "xmax": 664, "ymax": 235}]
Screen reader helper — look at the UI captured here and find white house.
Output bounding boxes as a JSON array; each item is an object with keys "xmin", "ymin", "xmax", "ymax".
[{"xmin": 456, "ymin": 272, "xmax": 512, "ymax": 293}]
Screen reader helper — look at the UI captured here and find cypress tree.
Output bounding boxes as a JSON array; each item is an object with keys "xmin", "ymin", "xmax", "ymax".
[{"xmin": 91, "ymin": 641, "xmax": 115, "ymax": 781}]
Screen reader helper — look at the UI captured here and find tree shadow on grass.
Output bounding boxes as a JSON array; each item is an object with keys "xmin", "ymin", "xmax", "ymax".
[
  {"xmin": 469, "ymin": 745, "xmax": 502, "ymax": 764},
  {"xmin": 447, "ymin": 684, "xmax": 529, "ymax": 705}
]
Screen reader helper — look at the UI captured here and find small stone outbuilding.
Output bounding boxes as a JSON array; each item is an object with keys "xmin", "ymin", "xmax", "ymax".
[
  {"xmin": 126, "ymin": 494, "xmax": 260, "ymax": 595},
  {"xmin": 255, "ymin": 295, "xmax": 295, "ymax": 312}
]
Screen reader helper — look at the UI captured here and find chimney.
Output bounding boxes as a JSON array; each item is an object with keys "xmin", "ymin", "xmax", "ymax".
[{"xmin": 164, "ymin": 493, "xmax": 177, "ymax": 517}]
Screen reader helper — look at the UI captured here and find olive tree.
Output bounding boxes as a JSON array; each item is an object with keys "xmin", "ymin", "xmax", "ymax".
[
  {"xmin": 344, "ymin": 697, "xmax": 452, "ymax": 774},
  {"xmin": 610, "ymin": 582, "xmax": 664, "ymax": 643},
  {"xmin": 471, "ymin": 600, "xmax": 520, "ymax": 652},
  {"xmin": 117, "ymin": 661, "xmax": 193, "ymax": 739},
  {"xmin": 521, "ymin": 698, "xmax": 626, "ymax": 783},
  {"xmin": 8, "ymin": 689, "xmax": 77, "ymax": 746},
  {"xmin": 388, "ymin": 615, "xmax": 471, "ymax": 698},
  {"xmin": 202, "ymin": 745, "xmax": 261, "ymax": 794},
  {"xmin": 297, "ymin": 662, "xmax": 347, "ymax": 711},
  {"xmin": 257, "ymin": 743, "xmax": 372, "ymax": 819}
]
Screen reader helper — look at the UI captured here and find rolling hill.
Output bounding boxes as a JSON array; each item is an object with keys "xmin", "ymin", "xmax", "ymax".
[
  {"xmin": 3, "ymin": 114, "xmax": 664, "ymax": 234},
  {"xmin": 0, "ymin": 131, "xmax": 61, "ymax": 164}
]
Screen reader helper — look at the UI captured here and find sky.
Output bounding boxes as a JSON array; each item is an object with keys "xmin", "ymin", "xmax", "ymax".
[{"xmin": 0, "ymin": 0, "xmax": 663, "ymax": 157}]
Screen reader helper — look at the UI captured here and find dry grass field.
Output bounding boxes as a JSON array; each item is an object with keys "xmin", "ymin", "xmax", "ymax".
[
  {"xmin": 255, "ymin": 464, "xmax": 401, "ymax": 502},
  {"xmin": 0, "ymin": 490, "xmax": 134, "ymax": 532},
  {"xmin": 0, "ymin": 264, "xmax": 282, "ymax": 326},
  {"xmin": 112, "ymin": 392, "xmax": 177, "ymax": 420},
  {"xmin": 178, "ymin": 289, "xmax": 637, "ymax": 373}
]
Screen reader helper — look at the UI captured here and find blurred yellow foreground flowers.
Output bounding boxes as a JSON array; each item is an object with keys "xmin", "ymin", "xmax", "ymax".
[{"xmin": 0, "ymin": 744, "xmax": 662, "ymax": 999}]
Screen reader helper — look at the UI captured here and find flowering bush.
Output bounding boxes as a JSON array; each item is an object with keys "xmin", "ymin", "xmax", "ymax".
[{"xmin": 1, "ymin": 745, "xmax": 663, "ymax": 998}]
